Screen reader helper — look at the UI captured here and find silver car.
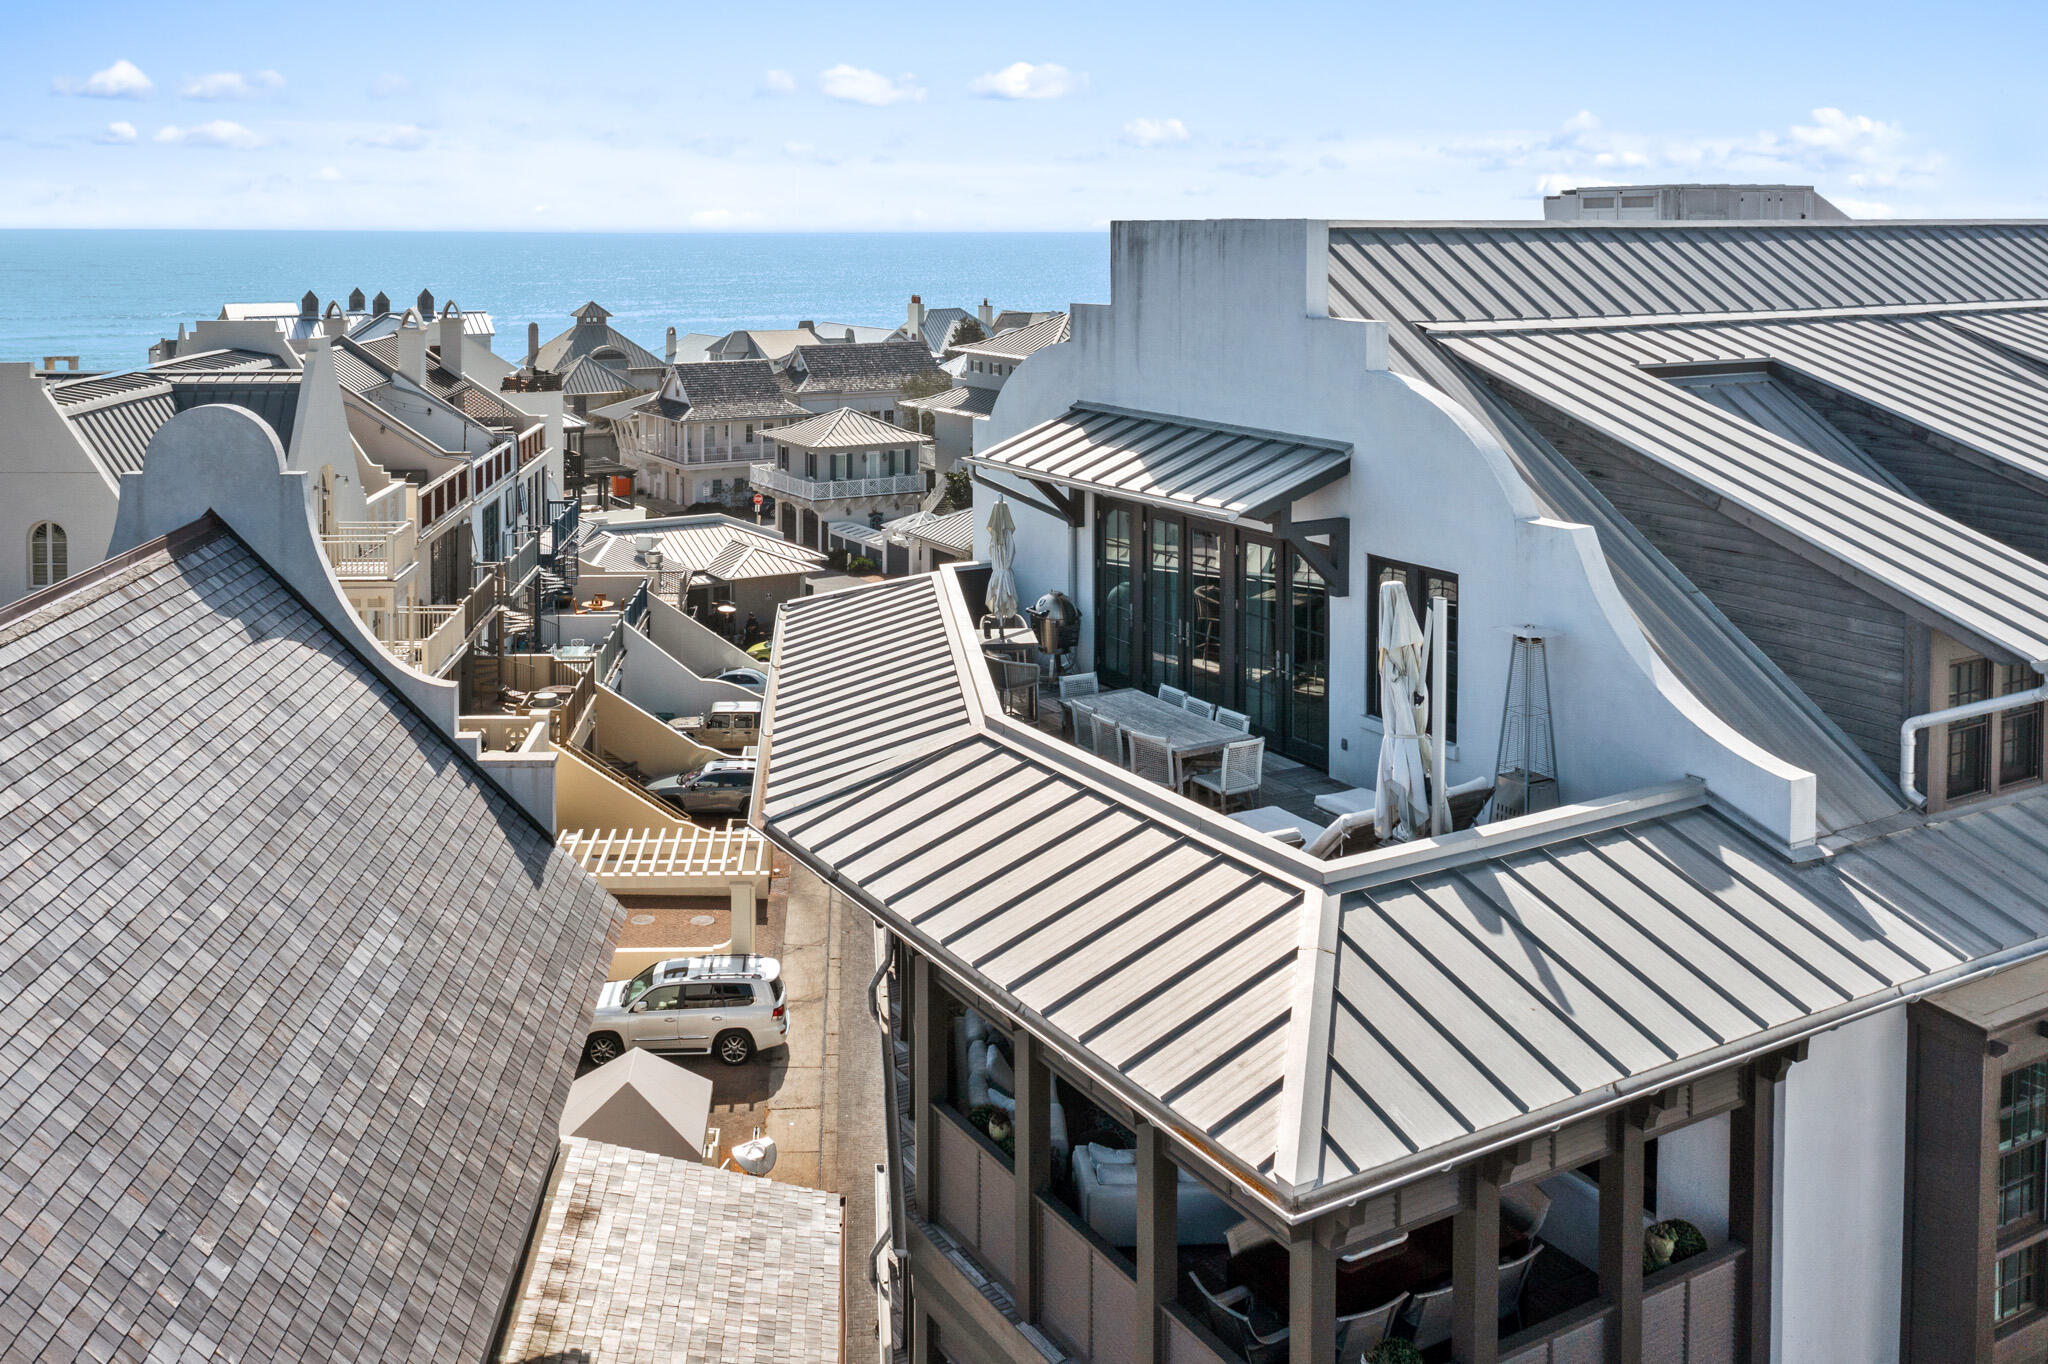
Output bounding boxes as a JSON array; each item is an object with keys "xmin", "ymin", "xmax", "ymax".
[{"xmin": 584, "ymin": 955, "xmax": 787, "ymax": 1067}]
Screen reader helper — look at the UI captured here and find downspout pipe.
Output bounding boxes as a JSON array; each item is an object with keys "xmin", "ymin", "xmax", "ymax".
[{"xmin": 1899, "ymin": 675, "xmax": 2048, "ymax": 807}]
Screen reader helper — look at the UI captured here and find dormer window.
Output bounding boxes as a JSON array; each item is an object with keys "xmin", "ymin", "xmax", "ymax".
[{"xmin": 29, "ymin": 522, "xmax": 66, "ymax": 588}]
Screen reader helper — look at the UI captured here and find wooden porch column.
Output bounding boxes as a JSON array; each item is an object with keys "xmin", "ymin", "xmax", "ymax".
[
  {"xmin": 1288, "ymin": 1226, "xmax": 1336, "ymax": 1364},
  {"xmin": 1454, "ymin": 1161, "xmax": 1504, "ymax": 1364},
  {"xmin": 1600, "ymin": 1107, "xmax": 1648, "ymax": 1364},
  {"xmin": 1731, "ymin": 1058, "xmax": 1787, "ymax": 1364},
  {"xmin": 1012, "ymin": 1033, "xmax": 1051, "ymax": 1325},
  {"xmin": 1134, "ymin": 1121, "xmax": 1179, "ymax": 1364},
  {"xmin": 910, "ymin": 955, "xmax": 942, "ymax": 1220},
  {"xmin": 728, "ymin": 881, "xmax": 755, "ymax": 954}
]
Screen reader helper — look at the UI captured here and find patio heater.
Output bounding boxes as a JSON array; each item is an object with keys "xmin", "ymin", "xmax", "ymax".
[{"xmin": 1487, "ymin": 627, "xmax": 1559, "ymax": 822}]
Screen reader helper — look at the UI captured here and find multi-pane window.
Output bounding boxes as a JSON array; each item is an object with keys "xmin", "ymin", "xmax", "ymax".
[
  {"xmin": 2000, "ymin": 1245, "xmax": 2041, "ymax": 1324},
  {"xmin": 1949, "ymin": 658, "xmax": 1994, "ymax": 797},
  {"xmin": 2002, "ymin": 663, "xmax": 2043, "ymax": 786},
  {"xmin": 1367, "ymin": 555, "xmax": 1460, "ymax": 742},
  {"xmin": 29, "ymin": 521, "xmax": 66, "ymax": 588},
  {"xmin": 2000, "ymin": 1063, "xmax": 2048, "ymax": 1230}
]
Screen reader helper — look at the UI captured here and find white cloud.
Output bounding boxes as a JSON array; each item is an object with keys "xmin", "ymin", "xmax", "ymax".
[
  {"xmin": 371, "ymin": 73, "xmax": 410, "ymax": 98},
  {"xmin": 54, "ymin": 59, "xmax": 154, "ymax": 99},
  {"xmin": 819, "ymin": 65, "xmax": 924, "ymax": 107},
  {"xmin": 969, "ymin": 62, "xmax": 1086, "ymax": 100},
  {"xmin": 153, "ymin": 120, "xmax": 265, "ymax": 149},
  {"xmin": 1122, "ymin": 117, "xmax": 1189, "ymax": 147},
  {"xmin": 179, "ymin": 70, "xmax": 285, "ymax": 100},
  {"xmin": 688, "ymin": 208, "xmax": 764, "ymax": 227},
  {"xmin": 760, "ymin": 69, "xmax": 796, "ymax": 95},
  {"xmin": 101, "ymin": 121, "xmax": 138, "ymax": 144},
  {"xmin": 315, "ymin": 165, "xmax": 342, "ymax": 181},
  {"xmin": 356, "ymin": 124, "xmax": 429, "ymax": 151}
]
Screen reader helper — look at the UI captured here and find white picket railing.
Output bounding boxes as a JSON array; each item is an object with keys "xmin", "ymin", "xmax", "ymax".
[
  {"xmin": 321, "ymin": 521, "xmax": 414, "ymax": 579},
  {"xmin": 750, "ymin": 462, "xmax": 923, "ymax": 501}
]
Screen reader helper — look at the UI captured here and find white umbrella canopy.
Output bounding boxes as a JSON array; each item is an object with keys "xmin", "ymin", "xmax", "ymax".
[
  {"xmin": 1374, "ymin": 580, "xmax": 1433, "ymax": 841},
  {"xmin": 985, "ymin": 497, "xmax": 1021, "ymax": 623}
]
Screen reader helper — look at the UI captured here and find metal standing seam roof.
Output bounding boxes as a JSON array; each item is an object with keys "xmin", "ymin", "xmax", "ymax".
[
  {"xmin": 556, "ymin": 352, "xmax": 641, "ymax": 396},
  {"xmin": 896, "ymin": 506, "xmax": 977, "ymax": 556},
  {"xmin": 0, "ymin": 519, "xmax": 623, "ymax": 1363},
  {"xmin": 969, "ymin": 403, "xmax": 1353, "ymax": 522},
  {"xmin": 534, "ymin": 317, "xmax": 666, "ymax": 374},
  {"xmin": 1434, "ymin": 325, "xmax": 2048, "ymax": 665},
  {"xmin": 770, "ymin": 405, "xmax": 929, "ymax": 450},
  {"xmin": 762, "ymin": 571, "xmax": 2048, "ymax": 1209},
  {"xmin": 583, "ymin": 518, "xmax": 827, "ymax": 578},
  {"xmin": 48, "ymin": 372, "xmax": 304, "ymax": 480},
  {"xmin": 901, "ymin": 384, "xmax": 1000, "ymax": 419},
  {"xmin": 702, "ymin": 537, "xmax": 827, "ymax": 581},
  {"xmin": 957, "ymin": 312, "xmax": 1072, "ymax": 362},
  {"xmin": 761, "ymin": 576, "xmax": 1316, "ymax": 1179}
]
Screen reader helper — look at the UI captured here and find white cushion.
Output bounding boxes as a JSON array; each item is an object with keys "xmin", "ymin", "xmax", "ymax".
[
  {"xmin": 1093, "ymin": 1161, "xmax": 1138, "ymax": 1186},
  {"xmin": 963, "ymin": 1009, "xmax": 987, "ymax": 1044},
  {"xmin": 1088, "ymin": 1143, "xmax": 1136, "ymax": 1165},
  {"xmin": 986, "ymin": 1047, "xmax": 1014, "ymax": 1094},
  {"xmin": 1231, "ymin": 806, "xmax": 1321, "ymax": 845},
  {"xmin": 985, "ymin": 1086, "xmax": 1016, "ymax": 1116},
  {"xmin": 1314, "ymin": 786, "xmax": 1375, "ymax": 818}
]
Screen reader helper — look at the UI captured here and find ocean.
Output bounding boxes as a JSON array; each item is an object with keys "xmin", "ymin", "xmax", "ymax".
[{"xmin": 0, "ymin": 229, "xmax": 1111, "ymax": 371}]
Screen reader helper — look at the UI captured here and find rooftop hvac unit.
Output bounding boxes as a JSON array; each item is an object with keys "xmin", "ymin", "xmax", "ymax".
[
  {"xmin": 1488, "ymin": 627, "xmax": 1559, "ymax": 822},
  {"xmin": 633, "ymin": 534, "xmax": 655, "ymax": 555}
]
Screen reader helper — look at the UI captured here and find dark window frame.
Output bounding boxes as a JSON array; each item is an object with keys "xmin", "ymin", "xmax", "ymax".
[{"xmin": 1366, "ymin": 554, "xmax": 1461, "ymax": 743}]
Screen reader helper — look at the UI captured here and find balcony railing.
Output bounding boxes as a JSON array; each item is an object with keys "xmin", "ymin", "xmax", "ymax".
[
  {"xmin": 750, "ymin": 462, "xmax": 923, "ymax": 501},
  {"xmin": 379, "ymin": 606, "xmax": 464, "ymax": 674},
  {"xmin": 322, "ymin": 521, "xmax": 414, "ymax": 580}
]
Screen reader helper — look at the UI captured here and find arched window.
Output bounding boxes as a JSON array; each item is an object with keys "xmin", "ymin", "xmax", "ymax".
[{"xmin": 29, "ymin": 522, "xmax": 67, "ymax": 588}]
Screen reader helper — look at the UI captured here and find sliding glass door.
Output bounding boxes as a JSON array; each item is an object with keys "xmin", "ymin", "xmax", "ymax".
[{"xmin": 1146, "ymin": 519, "xmax": 1184, "ymax": 691}]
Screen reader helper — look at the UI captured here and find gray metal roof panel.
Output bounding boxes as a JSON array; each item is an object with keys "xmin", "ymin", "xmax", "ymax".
[
  {"xmin": 0, "ymin": 520, "xmax": 622, "ymax": 1363},
  {"xmin": 968, "ymin": 403, "xmax": 1352, "ymax": 521},
  {"xmin": 769, "ymin": 406, "xmax": 926, "ymax": 450}
]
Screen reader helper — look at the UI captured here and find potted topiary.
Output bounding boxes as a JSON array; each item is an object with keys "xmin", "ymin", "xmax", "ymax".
[
  {"xmin": 1367, "ymin": 1339, "xmax": 1425, "ymax": 1364},
  {"xmin": 967, "ymin": 1103, "xmax": 999, "ymax": 1138},
  {"xmin": 1643, "ymin": 1218, "xmax": 1708, "ymax": 1274}
]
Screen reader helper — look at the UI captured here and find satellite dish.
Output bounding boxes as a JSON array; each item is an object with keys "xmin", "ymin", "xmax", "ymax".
[{"xmin": 730, "ymin": 1136, "xmax": 778, "ymax": 1175}]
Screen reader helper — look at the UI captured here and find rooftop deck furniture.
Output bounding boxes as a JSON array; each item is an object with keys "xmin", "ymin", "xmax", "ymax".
[
  {"xmin": 1229, "ymin": 1216, "xmax": 1522, "ymax": 1320},
  {"xmin": 1157, "ymin": 684, "xmax": 1190, "ymax": 708},
  {"xmin": 1498, "ymin": 1241, "xmax": 1544, "ymax": 1332},
  {"xmin": 984, "ymin": 653, "xmax": 1040, "ymax": 722},
  {"xmin": 1188, "ymin": 1271, "xmax": 1290, "ymax": 1364},
  {"xmin": 1057, "ymin": 671, "xmax": 1100, "ymax": 735},
  {"xmin": 1231, "ymin": 805, "xmax": 1322, "ymax": 845},
  {"xmin": 1181, "ymin": 694, "xmax": 1218, "ymax": 720},
  {"xmin": 1405, "ymin": 1281, "xmax": 1456, "ymax": 1350},
  {"xmin": 1188, "ymin": 737, "xmax": 1266, "ymax": 812},
  {"xmin": 1125, "ymin": 729, "xmax": 1179, "ymax": 788},
  {"xmin": 1336, "ymin": 1293, "xmax": 1409, "ymax": 1364},
  {"xmin": 1215, "ymin": 705, "xmax": 1252, "ymax": 734},
  {"xmin": 1080, "ymin": 689, "xmax": 1243, "ymax": 775},
  {"xmin": 1089, "ymin": 711, "xmax": 1124, "ymax": 765}
]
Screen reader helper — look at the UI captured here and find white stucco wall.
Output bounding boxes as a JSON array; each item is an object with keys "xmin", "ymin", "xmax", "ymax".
[
  {"xmin": 1773, "ymin": 1008, "xmax": 1908, "ymax": 1364},
  {"xmin": 971, "ymin": 218, "xmax": 1813, "ymax": 843},
  {"xmin": 0, "ymin": 362, "xmax": 119, "ymax": 607}
]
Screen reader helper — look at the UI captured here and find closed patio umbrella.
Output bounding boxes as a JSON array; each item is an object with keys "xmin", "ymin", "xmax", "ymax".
[
  {"xmin": 984, "ymin": 497, "xmax": 1022, "ymax": 628},
  {"xmin": 1374, "ymin": 580, "xmax": 1433, "ymax": 841}
]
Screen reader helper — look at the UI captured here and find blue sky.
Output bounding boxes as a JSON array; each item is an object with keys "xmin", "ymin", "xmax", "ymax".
[{"xmin": 4, "ymin": 0, "xmax": 2044, "ymax": 230}]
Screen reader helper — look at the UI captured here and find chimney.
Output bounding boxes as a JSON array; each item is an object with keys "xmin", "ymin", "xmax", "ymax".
[
  {"xmin": 437, "ymin": 303, "xmax": 465, "ymax": 377},
  {"xmin": 347, "ymin": 286, "xmax": 366, "ymax": 312},
  {"xmin": 323, "ymin": 300, "xmax": 347, "ymax": 339},
  {"xmin": 907, "ymin": 294, "xmax": 924, "ymax": 335},
  {"xmin": 666, "ymin": 326, "xmax": 678, "ymax": 362},
  {"xmin": 978, "ymin": 297, "xmax": 995, "ymax": 329},
  {"xmin": 371, "ymin": 290, "xmax": 390, "ymax": 315},
  {"xmin": 416, "ymin": 288, "xmax": 434, "ymax": 317},
  {"xmin": 396, "ymin": 311, "xmax": 427, "ymax": 384},
  {"xmin": 526, "ymin": 321, "xmax": 540, "ymax": 369},
  {"xmin": 798, "ymin": 320, "xmax": 815, "ymax": 332},
  {"xmin": 299, "ymin": 289, "xmax": 319, "ymax": 320}
]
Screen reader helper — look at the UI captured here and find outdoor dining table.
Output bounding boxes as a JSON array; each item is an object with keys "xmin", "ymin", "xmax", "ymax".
[{"xmin": 1074, "ymin": 689, "xmax": 1243, "ymax": 769}]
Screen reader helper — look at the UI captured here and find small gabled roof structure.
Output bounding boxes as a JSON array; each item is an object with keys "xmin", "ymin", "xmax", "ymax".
[
  {"xmin": 559, "ymin": 1050, "xmax": 714, "ymax": 1161},
  {"xmin": 534, "ymin": 302, "xmax": 666, "ymax": 375},
  {"xmin": 890, "ymin": 506, "xmax": 976, "ymax": 556},
  {"xmin": 556, "ymin": 351, "xmax": 643, "ymax": 397},
  {"xmin": 770, "ymin": 405, "xmax": 929, "ymax": 451},
  {"xmin": 668, "ymin": 360, "xmax": 811, "ymax": 421},
  {"xmin": 785, "ymin": 339, "xmax": 944, "ymax": 395},
  {"xmin": 343, "ymin": 334, "xmax": 534, "ymax": 431},
  {"xmin": 41, "ymin": 368, "xmax": 304, "ymax": 480},
  {"xmin": 581, "ymin": 514, "xmax": 828, "ymax": 580},
  {"xmin": 957, "ymin": 312, "xmax": 1071, "ymax": 363},
  {"xmin": 900, "ymin": 384, "xmax": 1000, "ymax": 419},
  {"xmin": 0, "ymin": 516, "xmax": 622, "ymax": 1362}
]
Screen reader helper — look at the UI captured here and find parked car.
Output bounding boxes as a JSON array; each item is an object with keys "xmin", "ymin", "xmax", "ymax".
[
  {"xmin": 645, "ymin": 758, "xmax": 756, "ymax": 816},
  {"xmin": 714, "ymin": 666, "xmax": 770, "ymax": 692},
  {"xmin": 677, "ymin": 699, "xmax": 761, "ymax": 751},
  {"xmin": 585, "ymin": 954, "xmax": 787, "ymax": 1066}
]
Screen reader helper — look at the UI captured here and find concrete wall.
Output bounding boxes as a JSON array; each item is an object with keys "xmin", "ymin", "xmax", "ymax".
[
  {"xmin": 1655, "ymin": 1112, "xmax": 1731, "ymax": 1248},
  {"xmin": 1775, "ymin": 1008, "xmax": 1908, "ymax": 1364},
  {"xmin": 0, "ymin": 363, "xmax": 118, "ymax": 606},
  {"xmin": 646, "ymin": 593, "xmax": 758, "ymax": 675},
  {"xmin": 973, "ymin": 218, "xmax": 1813, "ymax": 844},
  {"xmin": 553, "ymin": 742, "xmax": 692, "ymax": 832},
  {"xmin": 617, "ymin": 623, "xmax": 758, "ymax": 717},
  {"xmin": 592, "ymin": 683, "xmax": 722, "ymax": 777}
]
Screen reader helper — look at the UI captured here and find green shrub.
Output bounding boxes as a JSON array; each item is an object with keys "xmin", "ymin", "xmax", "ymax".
[
  {"xmin": 1653, "ymin": 1218, "xmax": 1708, "ymax": 1263},
  {"xmin": 1367, "ymin": 1339, "xmax": 1424, "ymax": 1364},
  {"xmin": 847, "ymin": 555, "xmax": 878, "ymax": 574},
  {"xmin": 966, "ymin": 1103, "xmax": 999, "ymax": 1136}
]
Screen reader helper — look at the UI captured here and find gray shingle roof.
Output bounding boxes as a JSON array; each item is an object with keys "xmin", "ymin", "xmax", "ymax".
[
  {"xmin": 787, "ymin": 340, "xmax": 944, "ymax": 395},
  {"xmin": 669, "ymin": 361, "xmax": 811, "ymax": 421},
  {"xmin": 499, "ymin": 1139, "xmax": 841, "ymax": 1363},
  {"xmin": 0, "ymin": 519, "xmax": 622, "ymax": 1363}
]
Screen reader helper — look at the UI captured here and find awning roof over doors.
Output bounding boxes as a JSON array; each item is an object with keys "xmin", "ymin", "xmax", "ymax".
[{"xmin": 967, "ymin": 403, "xmax": 1352, "ymax": 522}]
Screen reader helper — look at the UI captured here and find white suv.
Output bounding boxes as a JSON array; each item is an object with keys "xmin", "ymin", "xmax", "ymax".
[{"xmin": 584, "ymin": 955, "xmax": 787, "ymax": 1067}]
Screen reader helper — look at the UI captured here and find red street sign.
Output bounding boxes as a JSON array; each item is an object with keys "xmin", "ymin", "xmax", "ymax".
[{"xmin": 752, "ymin": 493, "xmax": 764, "ymax": 506}]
